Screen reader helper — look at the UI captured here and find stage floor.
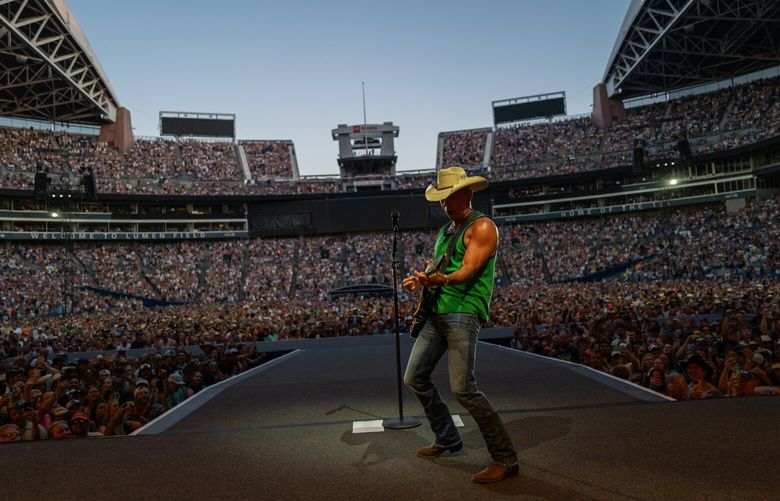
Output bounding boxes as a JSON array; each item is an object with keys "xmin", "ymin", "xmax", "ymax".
[{"xmin": 3, "ymin": 335, "xmax": 778, "ymax": 500}]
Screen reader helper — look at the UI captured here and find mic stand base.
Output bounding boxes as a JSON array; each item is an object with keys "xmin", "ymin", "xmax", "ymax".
[{"xmin": 382, "ymin": 416, "xmax": 422, "ymax": 429}]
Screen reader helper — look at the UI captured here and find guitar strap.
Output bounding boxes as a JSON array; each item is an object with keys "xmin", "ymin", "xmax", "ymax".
[{"xmin": 440, "ymin": 210, "xmax": 482, "ymax": 274}]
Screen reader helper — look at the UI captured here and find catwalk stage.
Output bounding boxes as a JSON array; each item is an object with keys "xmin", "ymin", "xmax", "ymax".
[{"xmin": 3, "ymin": 334, "xmax": 778, "ymax": 500}]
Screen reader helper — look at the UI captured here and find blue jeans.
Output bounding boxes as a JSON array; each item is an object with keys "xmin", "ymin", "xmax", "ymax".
[{"xmin": 404, "ymin": 312, "xmax": 517, "ymax": 465}]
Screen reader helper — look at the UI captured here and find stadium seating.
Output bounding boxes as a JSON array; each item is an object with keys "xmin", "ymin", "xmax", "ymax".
[
  {"xmin": 239, "ymin": 140, "xmax": 294, "ymax": 179},
  {"xmin": 0, "ymin": 75, "xmax": 776, "ymax": 196},
  {"xmin": 2, "ymin": 195, "xmax": 779, "ymax": 421},
  {"xmin": 1, "ymin": 195, "xmax": 777, "ymax": 324},
  {"xmin": 439, "ymin": 128, "xmax": 489, "ymax": 169}
]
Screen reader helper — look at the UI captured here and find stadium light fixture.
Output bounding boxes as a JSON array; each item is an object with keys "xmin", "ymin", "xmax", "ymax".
[
  {"xmin": 669, "ymin": 179, "xmax": 678, "ymax": 186},
  {"xmin": 51, "ymin": 212, "xmax": 59, "ymax": 218}
]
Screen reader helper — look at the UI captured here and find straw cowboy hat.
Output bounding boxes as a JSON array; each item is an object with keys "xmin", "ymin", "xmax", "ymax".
[{"xmin": 424, "ymin": 166, "xmax": 488, "ymax": 202}]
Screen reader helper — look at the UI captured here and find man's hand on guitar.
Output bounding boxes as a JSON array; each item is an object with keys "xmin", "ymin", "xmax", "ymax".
[
  {"xmin": 403, "ymin": 273, "xmax": 424, "ymax": 292},
  {"xmin": 404, "ymin": 255, "xmax": 450, "ymax": 292},
  {"xmin": 403, "ymin": 271, "xmax": 447, "ymax": 291}
]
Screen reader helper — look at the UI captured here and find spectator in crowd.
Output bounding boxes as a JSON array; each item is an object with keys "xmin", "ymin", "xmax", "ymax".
[
  {"xmin": 162, "ymin": 373, "xmax": 193, "ymax": 411},
  {"xmin": 69, "ymin": 410, "xmax": 94, "ymax": 438},
  {"xmin": 47, "ymin": 420, "xmax": 71, "ymax": 439},
  {"xmin": 0, "ymin": 423, "xmax": 22, "ymax": 443},
  {"xmin": 8, "ymin": 402, "xmax": 47, "ymax": 440},
  {"xmin": 681, "ymin": 354, "xmax": 721, "ymax": 399}
]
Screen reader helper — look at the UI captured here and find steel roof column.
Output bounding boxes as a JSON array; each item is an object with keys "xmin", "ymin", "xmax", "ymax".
[
  {"xmin": 592, "ymin": 83, "xmax": 626, "ymax": 129},
  {"xmin": 98, "ymin": 106, "xmax": 133, "ymax": 152}
]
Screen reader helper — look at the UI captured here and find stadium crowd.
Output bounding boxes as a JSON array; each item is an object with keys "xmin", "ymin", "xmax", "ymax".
[
  {"xmin": 504, "ymin": 279, "xmax": 780, "ymax": 400},
  {"xmin": 2, "ymin": 200, "xmax": 780, "ymax": 445},
  {"xmin": 2, "ymin": 78, "xmax": 780, "ymax": 446},
  {"xmin": 2, "ymin": 197, "xmax": 777, "ymax": 320},
  {"xmin": 0, "ymin": 76, "xmax": 776, "ymax": 197},
  {"xmin": 240, "ymin": 140, "xmax": 295, "ymax": 179},
  {"xmin": 0, "ymin": 338, "xmax": 268, "ymax": 441},
  {"xmin": 439, "ymin": 128, "xmax": 489, "ymax": 169},
  {"xmin": 0, "ymin": 132, "xmax": 294, "ymax": 196},
  {"xmin": 2, "ymin": 274, "xmax": 778, "ymax": 444},
  {"xmin": 244, "ymin": 178, "xmax": 341, "ymax": 195},
  {"xmin": 1, "ymin": 198, "xmax": 776, "ymax": 319},
  {"xmin": 500, "ymin": 195, "xmax": 779, "ymax": 285},
  {"xmin": 462, "ymin": 75, "xmax": 780, "ymax": 181}
]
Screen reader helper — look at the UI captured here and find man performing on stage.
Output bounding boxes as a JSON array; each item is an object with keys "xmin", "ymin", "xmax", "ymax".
[{"xmin": 402, "ymin": 166, "xmax": 518, "ymax": 484}]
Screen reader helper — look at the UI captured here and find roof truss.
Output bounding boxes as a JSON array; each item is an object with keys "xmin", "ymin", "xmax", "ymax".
[
  {"xmin": 604, "ymin": 0, "xmax": 780, "ymax": 98},
  {"xmin": 0, "ymin": 0, "xmax": 118, "ymax": 124}
]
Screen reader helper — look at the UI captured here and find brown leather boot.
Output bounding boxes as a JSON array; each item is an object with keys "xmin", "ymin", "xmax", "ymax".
[
  {"xmin": 471, "ymin": 463, "xmax": 519, "ymax": 483},
  {"xmin": 415, "ymin": 441, "xmax": 463, "ymax": 458}
]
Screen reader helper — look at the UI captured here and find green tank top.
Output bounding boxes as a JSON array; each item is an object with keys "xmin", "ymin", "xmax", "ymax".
[{"xmin": 431, "ymin": 211, "xmax": 495, "ymax": 323}]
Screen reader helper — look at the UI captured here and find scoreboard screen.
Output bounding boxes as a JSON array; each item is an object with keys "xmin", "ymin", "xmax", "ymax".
[
  {"xmin": 493, "ymin": 93, "xmax": 566, "ymax": 125},
  {"xmin": 160, "ymin": 112, "xmax": 235, "ymax": 138}
]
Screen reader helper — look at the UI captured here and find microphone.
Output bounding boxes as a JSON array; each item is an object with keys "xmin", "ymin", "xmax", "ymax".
[{"xmin": 391, "ymin": 210, "xmax": 400, "ymax": 228}]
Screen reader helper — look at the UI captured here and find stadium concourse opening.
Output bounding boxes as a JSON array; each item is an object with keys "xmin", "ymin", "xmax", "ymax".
[{"xmin": 1, "ymin": 0, "xmax": 780, "ymax": 499}]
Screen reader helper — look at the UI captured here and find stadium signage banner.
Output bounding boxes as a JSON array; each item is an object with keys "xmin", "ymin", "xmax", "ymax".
[
  {"xmin": 495, "ymin": 190, "xmax": 755, "ymax": 223},
  {"xmin": 0, "ymin": 231, "xmax": 248, "ymax": 241}
]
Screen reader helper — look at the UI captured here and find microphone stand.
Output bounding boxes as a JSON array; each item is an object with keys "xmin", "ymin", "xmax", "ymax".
[{"xmin": 383, "ymin": 211, "xmax": 421, "ymax": 429}]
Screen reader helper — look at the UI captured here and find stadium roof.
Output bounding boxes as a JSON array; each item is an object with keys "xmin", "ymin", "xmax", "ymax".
[
  {"xmin": 0, "ymin": 0, "xmax": 118, "ymax": 124},
  {"xmin": 603, "ymin": 0, "xmax": 780, "ymax": 98}
]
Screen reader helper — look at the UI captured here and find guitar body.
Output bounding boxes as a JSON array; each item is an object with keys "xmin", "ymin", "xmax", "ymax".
[{"xmin": 409, "ymin": 253, "xmax": 447, "ymax": 339}]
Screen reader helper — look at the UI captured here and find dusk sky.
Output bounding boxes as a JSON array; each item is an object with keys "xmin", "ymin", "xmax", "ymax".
[{"xmin": 68, "ymin": 0, "xmax": 629, "ymax": 175}]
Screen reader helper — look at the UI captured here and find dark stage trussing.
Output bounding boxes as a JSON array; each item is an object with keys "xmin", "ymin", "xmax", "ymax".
[{"xmin": 2, "ymin": 335, "xmax": 778, "ymax": 500}]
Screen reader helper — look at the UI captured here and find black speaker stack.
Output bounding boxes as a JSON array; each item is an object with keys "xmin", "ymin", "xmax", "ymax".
[
  {"xmin": 34, "ymin": 171, "xmax": 50, "ymax": 200},
  {"xmin": 81, "ymin": 172, "xmax": 97, "ymax": 201},
  {"xmin": 676, "ymin": 138, "xmax": 692, "ymax": 162}
]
